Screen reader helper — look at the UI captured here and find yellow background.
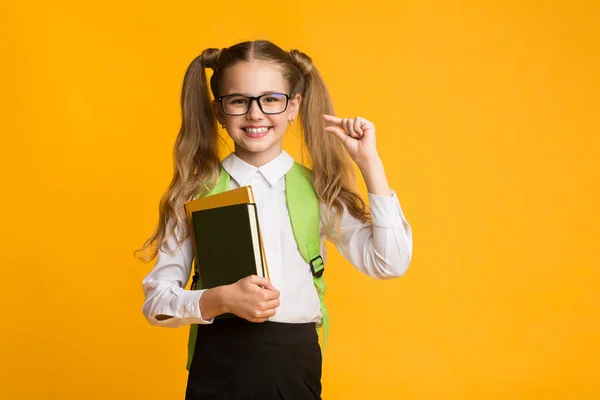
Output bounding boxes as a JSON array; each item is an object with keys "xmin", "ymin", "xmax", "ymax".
[{"xmin": 1, "ymin": 1, "xmax": 599, "ymax": 399}]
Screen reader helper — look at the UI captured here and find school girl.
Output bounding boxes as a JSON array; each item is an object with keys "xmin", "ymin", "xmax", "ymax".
[{"xmin": 138, "ymin": 40, "xmax": 413, "ymax": 399}]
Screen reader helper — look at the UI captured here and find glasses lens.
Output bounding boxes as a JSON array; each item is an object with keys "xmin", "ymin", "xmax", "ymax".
[
  {"xmin": 259, "ymin": 94, "xmax": 288, "ymax": 114},
  {"xmin": 222, "ymin": 95, "xmax": 250, "ymax": 115}
]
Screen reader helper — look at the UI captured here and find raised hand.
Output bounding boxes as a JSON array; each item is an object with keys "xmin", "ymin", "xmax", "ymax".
[{"xmin": 323, "ymin": 114, "xmax": 380, "ymax": 166}]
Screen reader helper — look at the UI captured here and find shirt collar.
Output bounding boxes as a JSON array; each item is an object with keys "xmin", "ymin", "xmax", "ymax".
[{"xmin": 221, "ymin": 150, "xmax": 294, "ymax": 187}]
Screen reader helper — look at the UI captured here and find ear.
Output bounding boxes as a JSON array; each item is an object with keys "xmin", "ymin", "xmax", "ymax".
[
  {"xmin": 212, "ymin": 100, "xmax": 225, "ymax": 126},
  {"xmin": 288, "ymin": 93, "xmax": 302, "ymax": 119}
]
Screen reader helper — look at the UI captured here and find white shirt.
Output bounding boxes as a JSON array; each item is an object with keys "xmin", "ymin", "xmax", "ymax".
[{"xmin": 142, "ymin": 150, "xmax": 413, "ymax": 327}]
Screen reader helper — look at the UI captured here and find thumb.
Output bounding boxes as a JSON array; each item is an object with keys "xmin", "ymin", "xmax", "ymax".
[
  {"xmin": 324, "ymin": 126, "xmax": 349, "ymax": 144},
  {"xmin": 261, "ymin": 279, "xmax": 278, "ymax": 292},
  {"xmin": 250, "ymin": 275, "xmax": 277, "ymax": 291}
]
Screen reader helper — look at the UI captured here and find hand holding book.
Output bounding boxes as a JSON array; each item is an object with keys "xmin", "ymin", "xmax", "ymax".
[{"xmin": 200, "ymin": 275, "xmax": 280, "ymax": 322}]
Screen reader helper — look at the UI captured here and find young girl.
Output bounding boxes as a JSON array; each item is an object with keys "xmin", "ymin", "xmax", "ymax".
[{"xmin": 137, "ymin": 40, "xmax": 412, "ymax": 399}]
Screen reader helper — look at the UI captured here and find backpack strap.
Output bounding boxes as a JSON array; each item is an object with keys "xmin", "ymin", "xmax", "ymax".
[
  {"xmin": 285, "ymin": 162, "xmax": 330, "ymax": 352},
  {"xmin": 186, "ymin": 167, "xmax": 230, "ymax": 371},
  {"xmin": 194, "ymin": 167, "xmax": 231, "ymax": 201}
]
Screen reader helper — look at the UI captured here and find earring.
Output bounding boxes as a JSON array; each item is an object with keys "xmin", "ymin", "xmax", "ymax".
[
  {"xmin": 221, "ymin": 124, "xmax": 226, "ymax": 129},
  {"xmin": 289, "ymin": 119, "xmax": 294, "ymax": 125}
]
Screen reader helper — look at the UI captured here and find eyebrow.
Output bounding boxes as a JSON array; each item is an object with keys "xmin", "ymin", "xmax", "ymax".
[{"xmin": 223, "ymin": 91, "xmax": 285, "ymax": 97}]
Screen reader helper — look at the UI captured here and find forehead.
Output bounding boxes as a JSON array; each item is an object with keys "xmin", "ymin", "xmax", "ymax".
[{"xmin": 220, "ymin": 60, "xmax": 288, "ymax": 95}]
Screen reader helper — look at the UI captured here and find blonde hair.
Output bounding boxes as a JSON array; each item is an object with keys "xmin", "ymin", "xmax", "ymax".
[{"xmin": 135, "ymin": 40, "xmax": 370, "ymax": 262}]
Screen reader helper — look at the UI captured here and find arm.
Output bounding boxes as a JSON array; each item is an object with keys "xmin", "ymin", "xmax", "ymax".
[
  {"xmin": 321, "ymin": 188, "xmax": 412, "ymax": 279},
  {"xmin": 141, "ymin": 224, "xmax": 281, "ymax": 326},
  {"xmin": 141, "ymin": 226, "xmax": 216, "ymax": 327},
  {"xmin": 321, "ymin": 114, "xmax": 413, "ymax": 278}
]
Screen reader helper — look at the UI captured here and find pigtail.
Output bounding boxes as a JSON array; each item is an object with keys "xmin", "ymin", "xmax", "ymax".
[
  {"xmin": 289, "ymin": 50, "xmax": 370, "ymax": 233},
  {"xmin": 135, "ymin": 48, "xmax": 224, "ymax": 262}
]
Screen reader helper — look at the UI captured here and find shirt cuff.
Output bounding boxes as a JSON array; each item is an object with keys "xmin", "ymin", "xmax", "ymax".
[
  {"xmin": 179, "ymin": 289, "xmax": 215, "ymax": 324},
  {"xmin": 367, "ymin": 190, "xmax": 406, "ymax": 228}
]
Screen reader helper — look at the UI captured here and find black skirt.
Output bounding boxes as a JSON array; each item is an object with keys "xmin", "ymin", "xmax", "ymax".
[{"xmin": 185, "ymin": 317, "xmax": 322, "ymax": 400}]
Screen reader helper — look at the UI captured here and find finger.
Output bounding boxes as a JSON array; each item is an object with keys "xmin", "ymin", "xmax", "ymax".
[
  {"xmin": 249, "ymin": 314, "xmax": 268, "ymax": 323},
  {"xmin": 344, "ymin": 118, "xmax": 360, "ymax": 139},
  {"xmin": 353, "ymin": 116, "xmax": 364, "ymax": 137},
  {"xmin": 252, "ymin": 308, "xmax": 276, "ymax": 321},
  {"xmin": 358, "ymin": 116, "xmax": 373, "ymax": 129},
  {"xmin": 322, "ymin": 114, "xmax": 343, "ymax": 127},
  {"xmin": 262, "ymin": 280, "xmax": 278, "ymax": 292},
  {"xmin": 263, "ymin": 308, "xmax": 277, "ymax": 318},
  {"xmin": 249, "ymin": 275, "xmax": 274, "ymax": 288},
  {"xmin": 262, "ymin": 287, "xmax": 280, "ymax": 301},
  {"xmin": 264, "ymin": 298, "xmax": 280, "ymax": 309},
  {"xmin": 324, "ymin": 125, "xmax": 349, "ymax": 144}
]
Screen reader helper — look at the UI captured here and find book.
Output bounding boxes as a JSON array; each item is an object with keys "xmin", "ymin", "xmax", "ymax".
[{"xmin": 184, "ymin": 186, "xmax": 269, "ymax": 292}]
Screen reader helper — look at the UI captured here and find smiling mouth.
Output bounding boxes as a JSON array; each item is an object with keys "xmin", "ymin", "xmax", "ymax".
[
  {"xmin": 242, "ymin": 127, "xmax": 272, "ymax": 138},
  {"xmin": 242, "ymin": 127, "xmax": 271, "ymax": 134}
]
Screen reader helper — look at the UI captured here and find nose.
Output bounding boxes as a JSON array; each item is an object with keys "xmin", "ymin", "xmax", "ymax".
[{"xmin": 246, "ymin": 98, "xmax": 264, "ymax": 120}]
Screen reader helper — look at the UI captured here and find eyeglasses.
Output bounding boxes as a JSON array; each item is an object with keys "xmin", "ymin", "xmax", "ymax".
[{"xmin": 216, "ymin": 93, "xmax": 291, "ymax": 116}]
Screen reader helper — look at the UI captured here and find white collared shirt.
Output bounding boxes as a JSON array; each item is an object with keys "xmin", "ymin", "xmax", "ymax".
[{"xmin": 142, "ymin": 150, "xmax": 412, "ymax": 326}]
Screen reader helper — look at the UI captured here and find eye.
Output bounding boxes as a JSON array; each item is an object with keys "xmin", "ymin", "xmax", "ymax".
[
  {"xmin": 224, "ymin": 96, "xmax": 248, "ymax": 105},
  {"xmin": 263, "ymin": 96, "xmax": 283, "ymax": 103}
]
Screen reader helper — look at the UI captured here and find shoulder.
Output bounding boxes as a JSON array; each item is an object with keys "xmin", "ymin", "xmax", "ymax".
[{"xmin": 293, "ymin": 162, "xmax": 312, "ymax": 177}]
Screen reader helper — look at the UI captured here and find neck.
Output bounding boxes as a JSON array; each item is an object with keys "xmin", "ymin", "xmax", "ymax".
[{"xmin": 233, "ymin": 145, "xmax": 283, "ymax": 167}]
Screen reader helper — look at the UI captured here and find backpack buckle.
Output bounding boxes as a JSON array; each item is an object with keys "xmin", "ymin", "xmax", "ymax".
[
  {"xmin": 309, "ymin": 255, "xmax": 325, "ymax": 278},
  {"xmin": 190, "ymin": 272, "xmax": 199, "ymax": 290}
]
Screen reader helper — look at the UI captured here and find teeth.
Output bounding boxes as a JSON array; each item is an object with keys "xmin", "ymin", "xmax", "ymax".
[{"xmin": 245, "ymin": 127, "xmax": 269, "ymax": 134}]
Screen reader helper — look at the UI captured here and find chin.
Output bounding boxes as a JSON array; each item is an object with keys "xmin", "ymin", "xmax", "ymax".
[
  {"xmin": 235, "ymin": 137, "xmax": 281, "ymax": 155},
  {"xmin": 244, "ymin": 142, "xmax": 275, "ymax": 153}
]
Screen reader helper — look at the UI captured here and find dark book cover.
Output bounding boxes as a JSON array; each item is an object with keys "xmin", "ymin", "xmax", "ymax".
[{"xmin": 191, "ymin": 203, "xmax": 265, "ymax": 290}]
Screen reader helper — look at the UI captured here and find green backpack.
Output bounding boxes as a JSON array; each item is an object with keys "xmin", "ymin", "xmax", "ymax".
[{"xmin": 186, "ymin": 162, "xmax": 329, "ymax": 371}]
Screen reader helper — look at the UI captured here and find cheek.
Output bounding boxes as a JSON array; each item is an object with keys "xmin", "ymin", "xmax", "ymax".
[
  {"xmin": 225, "ymin": 115, "xmax": 245, "ymax": 127},
  {"xmin": 271, "ymin": 114, "xmax": 290, "ymax": 128}
]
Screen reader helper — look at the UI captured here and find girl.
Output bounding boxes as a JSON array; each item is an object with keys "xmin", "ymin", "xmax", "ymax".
[{"xmin": 137, "ymin": 40, "xmax": 412, "ymax": 399}]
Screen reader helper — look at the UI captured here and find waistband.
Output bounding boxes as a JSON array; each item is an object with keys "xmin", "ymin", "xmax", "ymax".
[{"xmin": 196, "ymin": 317, "xmax": 318, "ymax": 346}]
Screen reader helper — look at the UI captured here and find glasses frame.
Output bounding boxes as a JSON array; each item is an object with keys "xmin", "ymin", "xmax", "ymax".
[{"xmin": 216, "ymin": 93, "xmax": 292, "ymax": 116}]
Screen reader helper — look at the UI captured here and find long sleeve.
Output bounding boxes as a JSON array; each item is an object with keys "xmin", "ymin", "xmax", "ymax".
[
  {"xmin": 321, "ymin": 190, "xmax": 413, "ymax": 279},
  {"xmin": 141, "ymin": 226, "xmax": 215, "ymax": 327}
]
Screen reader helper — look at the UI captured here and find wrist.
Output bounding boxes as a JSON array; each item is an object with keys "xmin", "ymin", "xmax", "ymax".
[
  {"xmin": 356, "ymin": 156, "xmax": 383, "ymax": 172},
  {"xmin": 199, "ymin": 286, "xmax": 229, "ymax": 320},
  {"xmin": 217, "ymin": 285, "xmax": 232, "ymax": 314},
  {"xmin": 357, "ymin": 157, "xmax": 392, "ymax": 196}
]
